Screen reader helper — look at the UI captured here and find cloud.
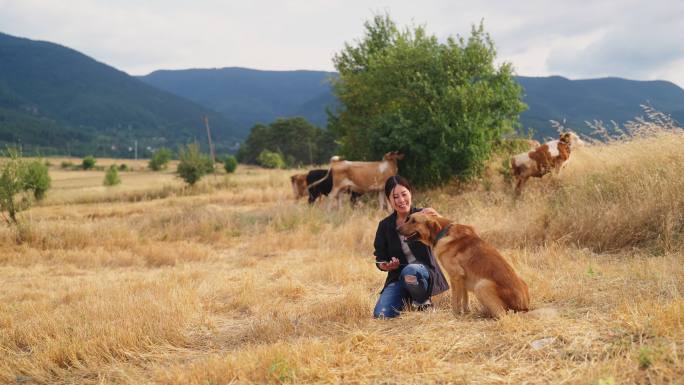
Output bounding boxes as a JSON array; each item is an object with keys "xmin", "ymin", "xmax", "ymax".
[
  {"xmin": 1, "ymin": 0, "xmax": 683, "ymax": 87},
  {"xmin": 545, "ymin": 2, "xmax": 684, "ymax": 83}
]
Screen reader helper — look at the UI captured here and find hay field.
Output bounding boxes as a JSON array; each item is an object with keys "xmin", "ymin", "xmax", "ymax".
[{"xmin": 1, "ymin": 134, "xmax": 683, "ymax": 385}]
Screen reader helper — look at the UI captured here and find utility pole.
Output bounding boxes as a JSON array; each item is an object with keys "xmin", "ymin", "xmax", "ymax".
[{"xmin": 204, "ymin": 116, "xmax": 216, "ymax": 164}]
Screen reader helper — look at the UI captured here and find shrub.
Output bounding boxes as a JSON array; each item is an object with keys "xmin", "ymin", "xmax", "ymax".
[
  {"xmin": 118, "ymin": 163, "xmax": 128, "ymax": 171},
  {"xmin": 82, "ymin": 155, "xmax": 96, "ymax": 170},
  {"xmin": 61, "ymin": 160, "xmax": 74, "ymax": 169},
  {"xmin": 223, "ymin": 155, "xmax": 238, "ymax": 173},
  {"xmin": 103, "ymin": 165, "xmax": 121, "ymax": 186},
  {"xmin": 177, "ymin": 143, "xmax": 213, "ymax": 185},
  {"xmin": 202, "ymin": 156, "xmax": 215, "ymax": 174},
  {"xmin": 148, "ymin": 147, "xmax": 172, "ymax": 171},
  {"xmin": 257, "ymin": 150, "xmax": 285, "ymax": 169},
  {"xmin": 0, "ymin": 147, "xmax": 51, "ymax": 224},
  {"xmin": 23, "ymin": 159, "xmax": 51, "ymax": 200}
]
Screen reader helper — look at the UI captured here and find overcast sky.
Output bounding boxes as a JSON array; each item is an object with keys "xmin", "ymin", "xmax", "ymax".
[{"xmin": 1, "ymin": 0, "xmax": 683, "ymax": 87}]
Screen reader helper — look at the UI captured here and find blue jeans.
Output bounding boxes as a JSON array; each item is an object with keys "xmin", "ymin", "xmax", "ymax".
[{"xmin": 373, "ymin": 264, "xmax": 430, "ymax": 318}]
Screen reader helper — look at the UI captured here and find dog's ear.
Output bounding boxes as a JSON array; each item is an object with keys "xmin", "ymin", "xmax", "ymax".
[{"xmin": 427, "ymin": 219, "xmax": 440, "ymax": 236}]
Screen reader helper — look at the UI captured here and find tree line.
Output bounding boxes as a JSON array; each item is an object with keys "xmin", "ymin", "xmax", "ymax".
[{"xmin": 236, "ymin": 117, "xmax": 337, "ymax": 167}]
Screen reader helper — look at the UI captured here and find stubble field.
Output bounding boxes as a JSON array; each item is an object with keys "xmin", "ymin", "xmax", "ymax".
[{"xmin": 1, "ymin": 133, "xmax": 683, "ymax": 385}]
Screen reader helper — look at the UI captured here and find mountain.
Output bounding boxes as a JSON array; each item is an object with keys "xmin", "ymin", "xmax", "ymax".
[
  {"xmin": 0, "ymin": 32, "xmax": 239, "ymax": 157},
  {"xmin": 517, "ymin": 76, "xmax": 684, "ymax": 139},
  {"xmin": 139, "ymin": 68, "xmax": 337, "ymax": 138},
  {"xmin": 141, "ymin": 68, "xmax": 684, "ymax": 141}
]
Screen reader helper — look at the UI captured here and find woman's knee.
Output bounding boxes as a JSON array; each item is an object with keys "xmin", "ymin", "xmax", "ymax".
[
  {"xmin": 373, "ymin": 298, "xmax": 402, "ymax": 318},
  {"xmin": 373, "ymin": 306, "xmax": 400, "ymax": 318},
  {"xmin": 401, "ymin": 264, "xmax": 429, "ymax": 283}
]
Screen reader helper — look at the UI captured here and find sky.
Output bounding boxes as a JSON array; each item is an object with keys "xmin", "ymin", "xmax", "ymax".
[{"xmin": 1, "ymin": 0, "xmax": 683, "ymax": 87}]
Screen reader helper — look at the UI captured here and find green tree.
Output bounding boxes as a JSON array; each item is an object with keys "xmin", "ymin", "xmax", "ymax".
[
  {"xmin": 257, "ymin": 150, "xmax": 285, "ymax": 169},
  {"xmin": 148, "ymin": 147, "xmax": 172, "ymax": 171},
  {"xmin": 177, "ymin": 142, "xmax": 212, "ymax": 185},
  {"xmin": 329, "ymin": 15, "xmax": 526, "ymax": 187},
  {"xmin": 223, "ymin": 155, "xmax": 238, "ymax": 173},
  {"xmin": 237, "ymin": 117, "xmax": 337, "ymax": 166},
  {"xmin": 0, "ymin": 148, "xmax": 51, "ymax": 224},
  {"xmin": 82, "ymin": 155, "xmax": 96, "ymax": 170},
  {"xmin": 103, "ymin": 165, "xmax": 121, "ymax": 186},
  {"xmin": 23, "ymin": 159, "xmax": 51, "ymax": 201}
]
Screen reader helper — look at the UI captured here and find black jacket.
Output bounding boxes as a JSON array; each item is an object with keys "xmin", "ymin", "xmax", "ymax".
[{"xmin": 373, "ymin": 207, "xmax": 449, "ymax": 296}]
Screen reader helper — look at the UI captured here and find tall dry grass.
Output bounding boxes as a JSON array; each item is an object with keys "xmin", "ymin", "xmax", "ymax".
[
  {"xmin": 1, "ymin": 128, "xmax": 683, "ymax": 384},
  {"xmin": 426, "ymin": 131, "xmax": 684, "ymax": 254}
]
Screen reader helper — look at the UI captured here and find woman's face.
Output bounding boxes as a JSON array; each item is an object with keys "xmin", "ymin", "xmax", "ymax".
[{"xmin": 389, "ymin": 184, "xmax": 412, "ymax": 215}]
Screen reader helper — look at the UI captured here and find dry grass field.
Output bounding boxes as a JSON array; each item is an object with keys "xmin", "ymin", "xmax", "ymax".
[{"xmin": 2, "ymin": 132, "xmax": 683, "ymax": 384}]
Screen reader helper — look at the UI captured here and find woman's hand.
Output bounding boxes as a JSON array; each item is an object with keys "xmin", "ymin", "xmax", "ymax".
[
  {"xmin": 422, "ymin": 207, "xmax": 440, "ymax": 217},
  {"xmin": 378, "ymin": 257, "xmax": 400, "ymax": 271}
]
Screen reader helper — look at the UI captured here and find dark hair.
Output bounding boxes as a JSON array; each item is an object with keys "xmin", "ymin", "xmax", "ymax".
[{"xmin": 384, "ymin": 175, "xmax": 413, "ymax": 199}]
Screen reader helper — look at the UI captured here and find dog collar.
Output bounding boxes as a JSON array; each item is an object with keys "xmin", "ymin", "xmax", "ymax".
[{"xmin": 433, "ymin": 223, "xmax": 452, "ymax": 246}]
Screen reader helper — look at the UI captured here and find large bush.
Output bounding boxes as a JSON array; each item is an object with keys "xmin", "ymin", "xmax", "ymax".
[
  {"xmin": 329, "ymin": 15, "xmax": 526, "ymax": 187},
  {"xmin": 0, "ymin": 148, "xmax": 51, "ymax": 223}
]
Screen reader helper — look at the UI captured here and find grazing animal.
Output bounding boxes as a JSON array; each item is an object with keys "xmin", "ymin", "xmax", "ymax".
[
  {"xmin": 397, "ymin": 212, "xmax": 530, "ymax": 318},
  {"xmin": 326, "ymin": 151, "xmax": 404, "ymax": 209},
  {"xmin": 305, "ymin": 169, "xmax": 362, "ymax": 205},
  {"xmin": 510, "ymin": 132, "xmax": 584, "ymax": 194},
  {"xmin": 290, "ymin": 173, "xmax": 308, "ymax": 200}
]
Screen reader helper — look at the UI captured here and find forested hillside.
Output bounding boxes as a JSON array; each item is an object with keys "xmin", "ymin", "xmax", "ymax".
[
  {"xmin": 140, "ymin": 68, "xmax": 337, "ymax": 137},
  {"xmin": 0, "ymin": 32, "xmax": 238, "ymax": 156}
]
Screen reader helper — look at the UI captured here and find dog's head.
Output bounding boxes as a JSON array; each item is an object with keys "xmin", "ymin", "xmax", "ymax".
[{"xmin": 396, "ymin": 212, "xmax": 441, "ymax": 246}]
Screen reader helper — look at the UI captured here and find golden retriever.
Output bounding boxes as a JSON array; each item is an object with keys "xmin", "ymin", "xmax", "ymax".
[{"xmin": 397, "ymin": 212, "xmax": 530, "ymax": 318}]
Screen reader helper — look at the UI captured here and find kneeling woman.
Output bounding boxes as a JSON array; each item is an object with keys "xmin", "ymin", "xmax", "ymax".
[{"xmin": 373, "ymin": 175, "xmax": 449, "ymax": 318}]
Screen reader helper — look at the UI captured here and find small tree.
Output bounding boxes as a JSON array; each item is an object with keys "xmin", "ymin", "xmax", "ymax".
[
  {"xmin": 82, "ymin": 155, "xmax": 96, "ymax": 170},
  {"xmin": 0, "ymin": 148, "xmax": 51, "ymax": 224},
  {"xmin": 103, "ymin": 165, "xmax": 121, "ymax": 186},
  {"xmin": 257, "ymin": 150, "xmax": 285, "ymax": 169},
  {"xmin": 148, "ymin": 147, "xmax": 172, "ymax": 171},
  {"xmin": 223, "ymin": 155, "xmax": 238, "ymax": 173},
  {"xmin": 202, "ymin": 156, "xmax": 215, "ymax": 175},
  {"xmin": 23, "ymin": 159, "xmax": 51, "ymax": 200},
  {"xmin": 177, "ymin": 142, "xmax": 212, "ymax": 185}
]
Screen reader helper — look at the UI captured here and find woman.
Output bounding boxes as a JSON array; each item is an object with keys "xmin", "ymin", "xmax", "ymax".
[{"xmin": 373, "ymin": 175, "xmax": 449, "ymax": 318}]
